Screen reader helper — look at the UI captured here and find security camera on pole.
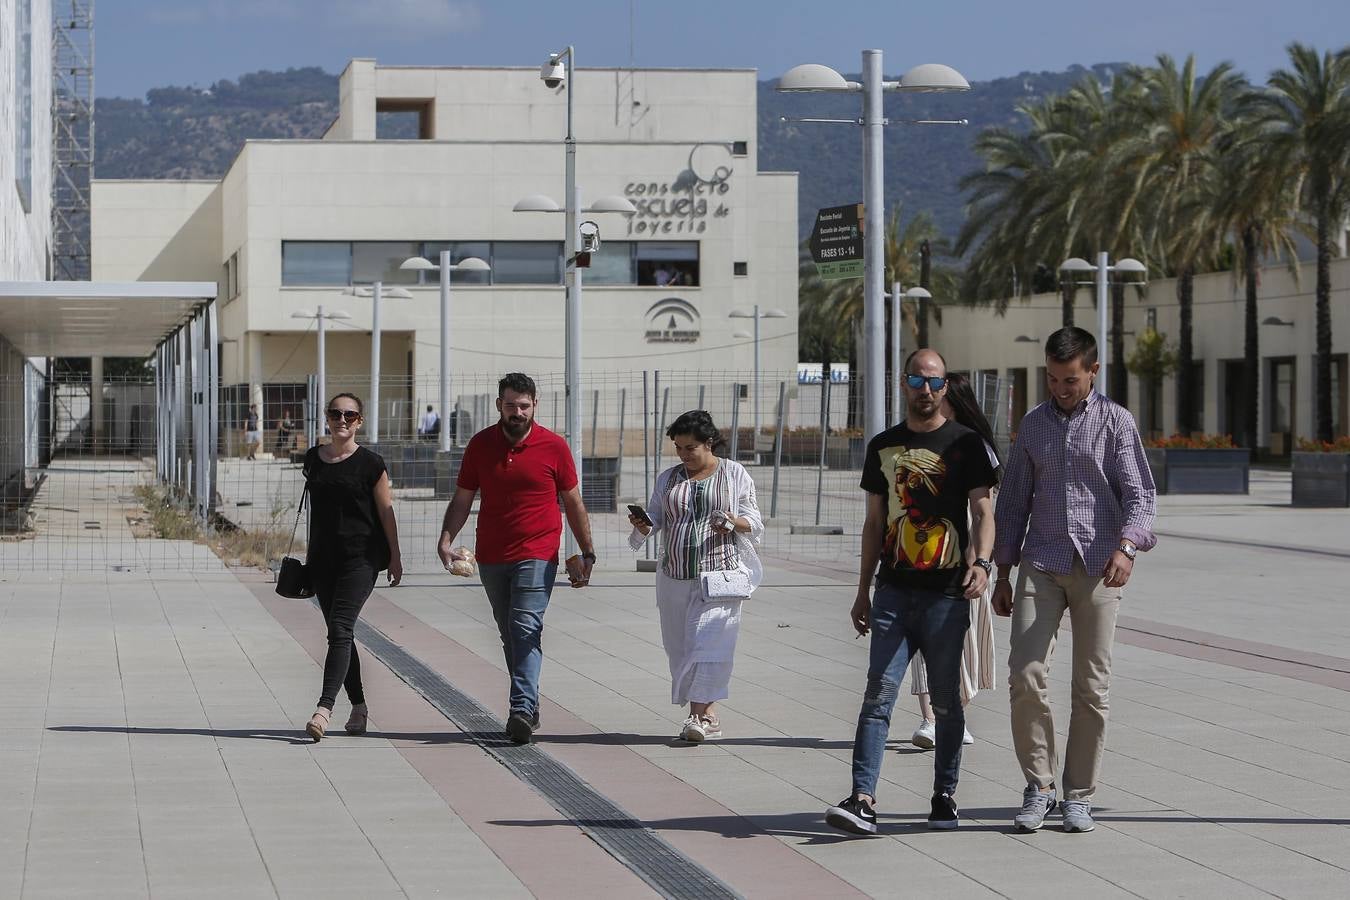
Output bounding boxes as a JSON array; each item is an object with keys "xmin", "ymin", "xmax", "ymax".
[{"xmin": 515, "ymin": 44, "xmax": 636, "ymax": 557}]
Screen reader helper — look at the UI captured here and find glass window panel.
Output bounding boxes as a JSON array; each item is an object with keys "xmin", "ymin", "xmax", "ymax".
[
  {"xmin": 352, "ymin": 242, "xmax": 420, "ymax": 285},
  {"xmin": 282, "ymin": 242, "xmax": 351, "ymax": 286},
  {"xmin": 586, "ymin": 241, "xmax": 635, "ymax": 285},
  {"xmin": 492, "ymin": 241, "xmax": 562, "ymax": 285},
  {"xmin": 422, "ymin": 242, "xmax": 492, "ymax": 285},
  {"xmin": 636, "ymin": 242, "xmax": 699, "ymax": 286}
]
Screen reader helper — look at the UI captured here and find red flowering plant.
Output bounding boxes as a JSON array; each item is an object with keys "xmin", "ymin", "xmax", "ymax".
[
  {"xmin": 1145, "ymin": 433, "xmax": 1238, "ymax": 449},
  {"xmin": 1296, "ymin": 436, "xmax": 1350, "ymax": 452}
]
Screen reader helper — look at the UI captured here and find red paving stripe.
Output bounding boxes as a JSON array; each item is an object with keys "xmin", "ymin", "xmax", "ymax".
[
  {"xmin": 249, "ymin": 581, "xmax": 660, "ymax": 900},
  {"xmin": 355, "ymin": 591, "xmax": 867, "ymax": 899}
]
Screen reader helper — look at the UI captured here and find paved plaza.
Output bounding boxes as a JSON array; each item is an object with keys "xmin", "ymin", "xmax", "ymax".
[{"xmin": 1, "ymin": 469, "xmax": 1349, "ymax": 898}]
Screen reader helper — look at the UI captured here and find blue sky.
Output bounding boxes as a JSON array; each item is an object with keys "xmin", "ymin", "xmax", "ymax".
[{"xmin": 99, "ymin": 0, "xmax": 1348, "ymax": 98}]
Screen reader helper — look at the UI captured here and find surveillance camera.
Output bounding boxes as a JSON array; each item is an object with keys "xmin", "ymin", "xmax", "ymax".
[
  {"xmin": 540, "ymin": 58, "xmax": 566, "ymax": 89},
  {"xmin": 578, "ymin": 221, "xmax": 600, "ymax": 254}
]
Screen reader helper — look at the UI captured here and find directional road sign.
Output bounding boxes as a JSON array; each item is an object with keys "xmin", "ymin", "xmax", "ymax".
[{"xmin": 809, "ymin": 203, "xmax": 864, "ymax": 280}]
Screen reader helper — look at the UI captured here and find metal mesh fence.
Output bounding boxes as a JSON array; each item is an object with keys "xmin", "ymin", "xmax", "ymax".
[{"xmin": 1, "ymin": 369, "xmax": 1009, "ymax": 574}]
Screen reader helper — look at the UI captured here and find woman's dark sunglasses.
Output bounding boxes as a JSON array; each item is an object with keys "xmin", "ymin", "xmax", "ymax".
[
  {"xmin": 326, "ymin": 409, "xmax": 361, "ymax": 423},
  {"xmin": 904, "ymin": 374, "xmax": 948, "ymax": 392}
]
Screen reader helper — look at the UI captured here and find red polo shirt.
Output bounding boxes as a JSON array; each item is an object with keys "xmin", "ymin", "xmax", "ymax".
[{"xmin": 456, "ymin": 422, "xmax": 578, "ymax": 564}]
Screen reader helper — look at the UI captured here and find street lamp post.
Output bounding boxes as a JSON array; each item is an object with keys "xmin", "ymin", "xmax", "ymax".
[
  {"xmin": 291, "ymin": 305, "xmax": 352, "ymax": 435},
  {"xmin": 886, "ymin": 283, "xmax": 930, "ymax": 423},
  {"xmin": 348, "ymin": 282, "xmax": 412, "ymax": 443},
  {"xmin": 779, "ymin": 53, "xmax": 970, "ymax": 440},
  {"xmin": 517, "ymin": 45, "xmax": 637, "ymax": 557},
  {"xmin": 400, "ymin": 254, "xmax": 491, "ymax": 452},
  {"xmin": 1059, "ymin": 254, "xmax": 1147, "ymax": 399},
  {"xmin": 729, "ymin": 305, "xmax": 787, "ymax": 434}
]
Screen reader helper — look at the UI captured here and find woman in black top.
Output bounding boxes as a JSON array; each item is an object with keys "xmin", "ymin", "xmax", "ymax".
[{"xmin": 302, "ymin": 392, "xmax": 403, "ymax": 741}]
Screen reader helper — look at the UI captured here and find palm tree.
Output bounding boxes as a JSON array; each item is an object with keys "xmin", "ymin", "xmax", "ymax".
[
  {"xmin": 1248, "ymin": 44, "xmax": 1350, "ymax": 442},
  {"xmin": 1123, "ymin": 54, "xmax": 1247, "ymax": 434},
  {"xmin": 1203, "ymin": 113, "xmax": 1300, "ymax": 451}
]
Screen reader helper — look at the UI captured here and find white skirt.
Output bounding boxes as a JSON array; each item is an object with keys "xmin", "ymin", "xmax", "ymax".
[
  {"xmin": 655, "ymin": 571, "xmax": 743, "ymax": 705},
  {"xmin": 908, "ymin": 583, "xmax": 996, "ymax": 704}
]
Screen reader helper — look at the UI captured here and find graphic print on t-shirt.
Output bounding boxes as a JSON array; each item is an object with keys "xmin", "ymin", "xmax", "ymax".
[{"xmin": 883, "ymin": 446, "xmax": 960, "ymax": 571}]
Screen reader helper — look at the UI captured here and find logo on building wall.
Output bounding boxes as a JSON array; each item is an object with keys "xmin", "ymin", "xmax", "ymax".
[
  {"xmin": 625, "ymin": 143, "xmax": 734, "ymax": 235},
  {"xmin": 645, "ymin": 298, "xmax": 701, "ymax": 344}
]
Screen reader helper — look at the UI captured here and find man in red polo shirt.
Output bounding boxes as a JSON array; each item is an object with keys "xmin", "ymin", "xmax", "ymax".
[{"xmin": 437, "ymin": 372, "xmax": 596, "ymax": 744}]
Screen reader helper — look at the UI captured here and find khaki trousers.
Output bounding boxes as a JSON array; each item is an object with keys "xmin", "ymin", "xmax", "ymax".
[{"xmin": 1008, "ymin": 559, "xmax": 1121, "ymax": 801}]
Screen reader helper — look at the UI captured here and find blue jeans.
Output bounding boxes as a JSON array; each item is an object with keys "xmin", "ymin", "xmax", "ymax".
[
  {"xmin": 478, "ymin": 559, "xmax": 559, "ymax": 719},
  {"xmin": 852, "ymin": 582, "xmax": 970, "ymax": 799}
]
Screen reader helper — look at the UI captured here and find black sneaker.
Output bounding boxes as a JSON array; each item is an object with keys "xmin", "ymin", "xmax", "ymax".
[
  {"xmin": 505, "ymin": 711, "xmax": 538, "ymax": 745},
  {"xmin": 825, "ymin": 796, "xmax": 878, "ymax": 836},
  {"xmin": 928, "ymin": 792, "xmax": 959, "ymax": 830}
]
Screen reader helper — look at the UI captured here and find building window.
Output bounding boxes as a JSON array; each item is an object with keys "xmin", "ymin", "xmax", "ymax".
[
  {"xmin": 421, "ymin": 242, "xmax": 492, "ymax": 284},
  {"xmin": 733, "ymin": 261, "xmax": 748, "ymax": 276},
  {"xmin": 353, "ymin": 241, "xmax": 420, "ymax": 285},
  {"xmin": 14, "ymin": 0, "xmax": 33, "ymax": 211},
  {"xmin": 732, "ymin": 141, "xmax": 748, "ymax": 157},
  {"xmin": 587, "ymin": 241, "xmax": 635, "ymax": 285},
  {"xmin": 492, "ymin": 241, "xmax": 562, "ymax": 284},
  {"xmin": 637, "ymin": 242, "xmax": 699, "ymax": 286},
  {"xmin": 282, "ymin": 242, "xmax": 351, "ymax": 285}
]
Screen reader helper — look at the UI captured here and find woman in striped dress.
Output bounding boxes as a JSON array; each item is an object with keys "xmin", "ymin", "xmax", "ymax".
[
  {"xmin": 909, "ymin": 373, "xmax": 1001, "ymax": 749},
  {"xmin": 628, "ymin": 410, "xmax": 763, "ymax": 743}
]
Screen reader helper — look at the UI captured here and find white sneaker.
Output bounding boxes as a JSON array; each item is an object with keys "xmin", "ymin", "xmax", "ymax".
[
  {"xmin": 680, "ymin": 714, "xmax": 706, "ymax": 743},
  {"xmin": 911, "ymin": 719, "xmax": 935, "ymax": 749},
  {"xmin": 963, "ymin": 727, "xmax": 975, "ymax": 745}
]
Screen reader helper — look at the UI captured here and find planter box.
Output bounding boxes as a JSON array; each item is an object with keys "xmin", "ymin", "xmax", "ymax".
[
  {"xmin": 1145, "ymin": 447, "xmax": 1249, "ymax": 494},
  {"xmin": 1292, "ymin": 452, "xmax": 1350, "ymax": 507}
]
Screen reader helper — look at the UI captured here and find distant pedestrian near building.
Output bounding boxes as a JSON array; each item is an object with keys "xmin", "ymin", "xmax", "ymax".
[
  {"xmin": 418, "ymin": 405, "xmax": 440, "ymax": 440},
  {"xmin": 994, "ymin": 326, "xmax": 1157, "ymax": 834},
  {"xmin": 243, "ymin": 404, "xmax": 261, "ymax": 460}
]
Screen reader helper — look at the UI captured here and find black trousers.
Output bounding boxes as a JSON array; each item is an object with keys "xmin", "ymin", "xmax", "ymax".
[{"xmin": 311, "ymin": 560, "xmax": 377, "ymax": 709}]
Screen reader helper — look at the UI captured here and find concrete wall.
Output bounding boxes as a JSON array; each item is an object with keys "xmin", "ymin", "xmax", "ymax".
[{"xmin": 91, "ymin": 180, "xmax": 223, "ymax": 281}]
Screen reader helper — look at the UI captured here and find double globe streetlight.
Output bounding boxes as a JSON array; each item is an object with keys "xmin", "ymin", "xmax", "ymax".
[
  {"xmin": 399, "ymin": 253, "xmax": 491, "ymax": 452},
  {"xmin": 291, "ymin": 306, "xmax": 352, "ymax": 439},
  {"xmin": 729, "ymin": 305, "xmax": 788, "ymax": 434},
  {"xmin": 779, "ymin": 52, "xmax": 969, "ymax": 440},
  {"xmin": 346, "ymin": 282, "xmax": 412, "ymax": 443},
  {"xmin": 1059, "ymin": 254, "xmax": 1147, "ymax": 400}
]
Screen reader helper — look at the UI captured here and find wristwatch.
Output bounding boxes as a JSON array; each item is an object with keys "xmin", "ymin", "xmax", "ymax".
[
  {"xmin": 1117, "ymin": 541, "xmax": 1137, "ymax": 561},
  {"xmin": 582, "ymin": 551, "xmax": 597, "ymax": 564},
  {"xmin": 973, "ymin": 558, "xmax": 993, "ymax": 575}
]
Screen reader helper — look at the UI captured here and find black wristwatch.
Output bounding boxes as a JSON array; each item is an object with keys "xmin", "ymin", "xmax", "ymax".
[
  {"xmin": 582, "ymin": 551, "xmax": 597, "ymax": 564},
  {"xmin": 973, "ymin": 558, "xmax": 993, "ymax": 575}
]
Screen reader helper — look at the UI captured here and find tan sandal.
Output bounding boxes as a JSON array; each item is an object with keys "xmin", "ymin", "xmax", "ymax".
[
  {"xmin": 306, "ymin": 707, "xmax": 331, "ymax": 742},
  {"xmin": 345, "ymin": 703, "xmax": 368, "ymax": 735}
]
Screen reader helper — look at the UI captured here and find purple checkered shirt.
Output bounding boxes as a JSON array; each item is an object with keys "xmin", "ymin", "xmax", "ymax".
[{"xmin": 994, "ymin": 390, "xmax": 1157, "ymax": 576}]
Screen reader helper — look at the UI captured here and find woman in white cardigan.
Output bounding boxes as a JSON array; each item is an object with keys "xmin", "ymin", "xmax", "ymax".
[{"xmin": 629, "ymin": 410, "xmax": 763, "ymax": 743}]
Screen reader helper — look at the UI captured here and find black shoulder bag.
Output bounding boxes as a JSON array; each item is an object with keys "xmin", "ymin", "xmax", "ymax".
[{"xmin": 275, "ymin": 484, "xmax": 314, "ymax": 598}]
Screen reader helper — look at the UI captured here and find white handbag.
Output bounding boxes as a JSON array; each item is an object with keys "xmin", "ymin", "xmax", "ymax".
[{"xmin": 700, "ymin": 566, "xmax": 753, "ymax": 602}]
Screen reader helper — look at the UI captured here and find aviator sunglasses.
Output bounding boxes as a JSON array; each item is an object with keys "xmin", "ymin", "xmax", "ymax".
[
  {"xmin": 325, "ymin": 408, "xmax": 361, "ymax": 424},
  {"xmin": 904, "ymin": 374, "xmax": 948, "ymax": 392}
]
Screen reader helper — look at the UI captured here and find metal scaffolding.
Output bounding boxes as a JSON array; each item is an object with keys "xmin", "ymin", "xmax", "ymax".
[{"xmin": 51, "ymin": 1, "xmax": 94, "ymax": 282}]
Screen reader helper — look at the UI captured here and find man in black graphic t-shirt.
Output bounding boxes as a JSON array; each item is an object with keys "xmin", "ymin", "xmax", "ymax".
[{"xmin": 826, "ymin": 349, "xmax": 996, "ymax": 836}]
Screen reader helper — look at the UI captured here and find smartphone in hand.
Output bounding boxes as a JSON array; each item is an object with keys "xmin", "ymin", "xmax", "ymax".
[{"xmin": 627, "ymin": 504, "xmax": 653, "ymax": 527}]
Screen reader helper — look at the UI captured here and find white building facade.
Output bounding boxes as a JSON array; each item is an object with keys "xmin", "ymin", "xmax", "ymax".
[
  {"xmin": 93, "ymin": 60, "xmax": 798, "ymax": 437},
  {"xmin": 932, "ymin": 256, "xmax": 1350, "ymax": 453},
  {"xmin": 1, "ymin": 0, "xmax": 52, "ymax": 494}
]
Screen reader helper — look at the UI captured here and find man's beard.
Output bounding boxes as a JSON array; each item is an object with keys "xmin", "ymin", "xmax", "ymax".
[
  {"xmin": 501, "ymin": 415, "xmax": 531, "ymax": 438},
  {"xmin": 907, "ymin": 395, "xmax": 940, "ymax": 422}
]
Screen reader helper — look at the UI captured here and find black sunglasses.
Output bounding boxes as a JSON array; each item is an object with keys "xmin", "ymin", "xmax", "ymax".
[
  {"xmin": 326, "ymin": 409, "xmax": 361, "ymax": 423},
  {"xmin": 904, "ymin": 374, "xmax": 948, "ymax": 392}
]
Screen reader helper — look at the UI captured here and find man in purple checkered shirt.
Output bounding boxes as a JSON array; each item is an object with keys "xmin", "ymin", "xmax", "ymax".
[{"xmin": 993, "ymin": 326, "xmax": 1157, "ymax": 835}]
